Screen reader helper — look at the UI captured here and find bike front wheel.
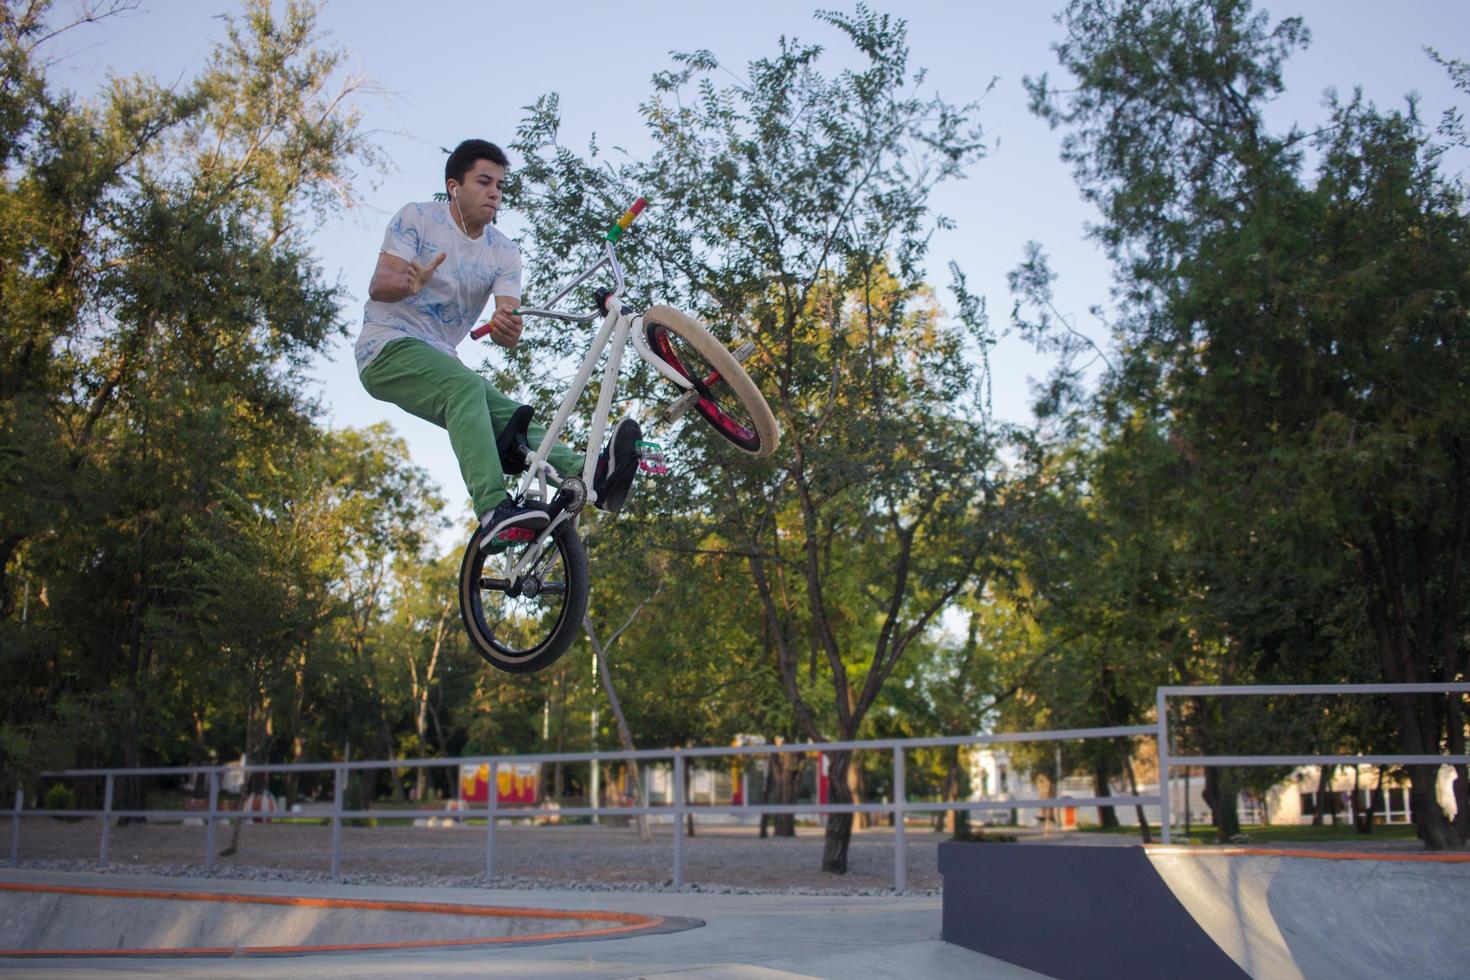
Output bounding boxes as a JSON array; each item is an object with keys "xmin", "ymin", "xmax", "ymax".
[
  {"xmin": 459, "ymin": 523, "xmax": 589, "ymax": 674},
  {"xmin": 644, "ymin": 305, "xmax": 780, "ymax": 458}
]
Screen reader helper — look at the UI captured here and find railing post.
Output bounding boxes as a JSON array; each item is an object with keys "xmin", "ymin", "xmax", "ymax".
[
  {"xmin": 330, "ymin": 766, "xmax": 344, "ymax": 879},
  {"xmin": 11, "ymin": 787, "xmax": 23, "ymax": 863},
  {"xmin": 894, "ymin": 746, "xmax": 907, "ymax": 893},
  {"xmin": 99, "ymin": 774, "xmax": 114, "ymax": 864},
  {"xmin": 590, "ymin": 754, "xmax": 600, "ymax": 826},
  {"xmin": 205, "ymin": 770, "xmax": 219, "ymax": 870},
  {"xmin": 639, "ymin": 763, "xmax": 650, "ymax": 840},
  {"xmin": 672, "ymin": 751, "xmax": 685, "ymax": 891},
  {"xmin": 1157, "ymin": 688, "xmax": 1172, "ymax": 845},
  {"xmin": 485, "ymin": 761, "xmax": 498, "ymax": 881}
]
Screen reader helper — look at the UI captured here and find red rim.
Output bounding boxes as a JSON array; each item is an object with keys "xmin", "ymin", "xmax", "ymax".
[{"xmin": 648, "ymin": 325, "xmax": 761, "ymax": 451}]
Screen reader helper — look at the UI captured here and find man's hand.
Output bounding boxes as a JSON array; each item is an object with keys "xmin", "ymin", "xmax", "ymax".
[
  {"xmin": 368, "ymin": 251, "xmax": 445, "ymax": 303},
  {"xmin": 485, "ymin": 306, "xmax": 523, "ymax": 348},
  {"xmin": 405, "ymin": 253, "xmax": 446, "ymax": 296}
]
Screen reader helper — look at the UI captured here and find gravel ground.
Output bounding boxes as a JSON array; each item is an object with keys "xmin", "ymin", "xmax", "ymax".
[
  {"xmin": 4, "ymin": 816, "xmax": 1433, "ymax": 897},
  {"xmin": 5, "ymin": 818, "xmax": 948, "ymax": 895}
]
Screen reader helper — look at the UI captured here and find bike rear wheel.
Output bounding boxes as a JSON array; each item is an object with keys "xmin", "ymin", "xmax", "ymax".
[
  {"xmin": 644, "ymin": 305, "xmax": 780, "ymax": 457},
  {"xmin": 459, "ymin": 523, "xmax": 589, "ymax": 674}
]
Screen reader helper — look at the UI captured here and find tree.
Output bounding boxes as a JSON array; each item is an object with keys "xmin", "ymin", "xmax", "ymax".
[
  {"xmin": 1028, "ymin": 0, "xmax": 1469, "ymax": 848},
  {"xmin": 0, "ymin": 0, "xmax": 376, "ymax": 795},
  {"xmin": 506, "ymin": 5, "xmax": 1002, "ymax": 874}
]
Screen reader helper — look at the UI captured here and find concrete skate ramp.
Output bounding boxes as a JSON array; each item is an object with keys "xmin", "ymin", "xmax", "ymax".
[
  {"xmin": 940, "ymin": 843, "xmax": 1470, "ymax": 979},
  {"xmin": 1149, "ymin": 847, "xmax": 1470, "ymax": 980},
  {"xmin": 0, "ymin": 882, "xmax": 689, "ymax": 957}
]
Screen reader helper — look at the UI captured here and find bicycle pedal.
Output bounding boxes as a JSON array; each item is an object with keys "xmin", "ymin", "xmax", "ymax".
[
  {"xmin": 635, "ymin": 439, "xmax": 669, "ymax": 476},
  {"xmin": 494, "ymin": 527, "xmax": 538, "ymax": 543},
  {"xmin": 731, "ymin": 339, "xmax": 756, "ymax": 363}
]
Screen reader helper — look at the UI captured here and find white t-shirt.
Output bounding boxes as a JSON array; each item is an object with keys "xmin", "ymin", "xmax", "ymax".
[{"xmin": 354, "ymin": 201, "xmax": 522, "ymax": 371}]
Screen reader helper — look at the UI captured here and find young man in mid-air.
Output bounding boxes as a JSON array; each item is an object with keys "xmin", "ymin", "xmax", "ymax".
[{"xmin": 355, "ymin": 139, "xmax": 640, "ymax": 545}]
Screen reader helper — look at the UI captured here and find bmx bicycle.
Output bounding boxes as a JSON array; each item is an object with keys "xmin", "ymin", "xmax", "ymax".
[{"xmin": 458, "ymin": 198, "xmax": 779, "ymax": 674}]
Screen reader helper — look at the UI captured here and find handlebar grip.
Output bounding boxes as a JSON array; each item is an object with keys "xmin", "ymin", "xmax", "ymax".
[
  {"xmin": 622, "ymin": 197, "xmax": 648, "ymax": 226},
  {"xmin": 471, "ymin": 321, "xmax": 494, "ymax": 340},
  {"xmin": 606, "ymin": 198, "xmax": 649, "ymax": 242}
]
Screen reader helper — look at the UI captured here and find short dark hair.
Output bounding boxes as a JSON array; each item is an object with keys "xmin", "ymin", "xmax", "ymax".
[{"xmin": 445, "ymin": 139, "xmax": 510, "ymax": 187}]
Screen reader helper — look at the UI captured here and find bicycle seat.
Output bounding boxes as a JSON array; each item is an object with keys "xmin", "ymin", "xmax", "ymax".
[{"xmin": 497, "ymin": 404, "xmax": 535, "ymax": 475}]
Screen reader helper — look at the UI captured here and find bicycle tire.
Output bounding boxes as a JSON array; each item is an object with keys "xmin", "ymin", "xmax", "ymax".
[
  {"xmin": 459, "ymin": 522, "xmax": 589, "ymax": 674},
  {"xmin": 643, "ymin": 305, "xmax": 780, "ymax": 457}
]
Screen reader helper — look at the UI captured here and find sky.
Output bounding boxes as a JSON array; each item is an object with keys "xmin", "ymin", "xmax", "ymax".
[{"xmin": 44, "ymin": 0, "xmax": 1470, "ymax": 538}]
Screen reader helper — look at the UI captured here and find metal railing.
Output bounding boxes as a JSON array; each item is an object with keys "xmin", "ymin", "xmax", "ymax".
[
  {"xmin": 5, "ymin": 725, "xmax": 1158, "ymax": 893},
  {"xmin": 1155, "ymin": 683, "xmax": 1470, "ymax": 844},
  {"xmin": 9, "ymin": 683, "xmax": 1465, "ymax": 888}
]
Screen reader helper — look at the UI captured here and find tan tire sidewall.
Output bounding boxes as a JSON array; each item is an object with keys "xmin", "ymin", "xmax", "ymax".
[{"xmin": 644, "ymin": 305, "xmax": 780, "ymax": 457}]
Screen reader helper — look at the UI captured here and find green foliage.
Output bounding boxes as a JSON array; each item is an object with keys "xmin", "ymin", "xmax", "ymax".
[
  {"xmin": 0, "ymin": 0, "xmax": 386, "ymax": 792},
  {"xmin": 0, "ymin": 3, "xmax": 1027, "ymax": 825},
  {"xmin": 503, "ymin": 4, "xmax": 1012, "ymax": 872},
  {"xmin": 41, "ymin": 782, "xmax": 75, "ymax": 811},
  {"xmin": 10, "ymin": 0, "xmax": 1455, "ymax": 865},
  {"xmin": 1019, "ymin": 0, "xmax": 1470, "ymax": 847}
]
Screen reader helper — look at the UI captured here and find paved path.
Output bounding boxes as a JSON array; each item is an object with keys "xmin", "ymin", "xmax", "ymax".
[{"xmin": 0, "ymin": 868, "xmax": 1047, "ymax": 979}]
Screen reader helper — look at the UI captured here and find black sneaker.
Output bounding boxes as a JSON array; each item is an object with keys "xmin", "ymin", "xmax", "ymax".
[
  {"xmin": 593, "ymin": 417, "xmax": 642, "ymax": 513},
  {"xmin": 478, "ymin": 499, "xmax": 551, "ymax": 551}
]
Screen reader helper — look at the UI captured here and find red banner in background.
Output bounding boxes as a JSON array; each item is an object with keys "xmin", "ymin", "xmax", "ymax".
[{"xmin": 460, "ymin": 763, "xmax": 540, "ymax": 805}]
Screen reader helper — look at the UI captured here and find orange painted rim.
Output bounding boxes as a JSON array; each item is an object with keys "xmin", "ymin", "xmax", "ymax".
[
  {"xmin": 0, "ymin": 882, "xmax": 671, "ymax": 957},
  {"xmin": 1145, "ymin": 845, "xmax": 1470, "ymax": 863}
]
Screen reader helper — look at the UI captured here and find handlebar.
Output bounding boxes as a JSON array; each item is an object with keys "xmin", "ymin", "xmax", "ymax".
[{"xmin": 471, "ymin": 198, "xmax": 647, "ymax": 340}]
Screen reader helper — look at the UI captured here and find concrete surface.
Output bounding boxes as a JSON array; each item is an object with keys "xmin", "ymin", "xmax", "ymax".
[
  {"xmin": 13, "ymin": 846, "xmax": 1457, "ymax": 978},
  {"xmin": 1150, "ymin": 848, "xmax": 1470, "ymax": 980},
  {"xmin": 941, "ymin": 843, "xmax": 1470, "ymax": 980},
  {"xmin": 0, "ymin": 868, "xmax": 1047, "ymax": 978},
  {"xmin": 0, "ymin": 883, "xmax": 673, "ymax": 954}
]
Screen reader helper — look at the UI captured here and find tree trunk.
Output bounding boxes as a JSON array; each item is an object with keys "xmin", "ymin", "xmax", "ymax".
[
  {"xmin": 1407, "ymin": 762, "xmax": 1460, "ymax": 849},
  {"xmin": 821, "ymin": 749, "xmax": 854, "ymax": 874},
  {"xmin": 584, "ymin": 609, "xmax": 651, "ymax": 840},
  {"xmin": 116, "ymin": 604, "xmax": 149, "ymax": 824},
  {"xmin": 1352, "ymin": 765, "xmax": 1372, "ymax": 835},
  {"xmin": 1446, "ymin": 693, "xmax": 1469, "ymax": 840},
  {"xmin": 847, "ymin": 750, "xmax": 869, "ymax": 829},
  {"xmin": 1364, "ymin": 768, "xmax": 1386, "ymax": 836},
  {"xmin": 1202, "ymin": 766, "xmax": 1240, "ymax": 842},
  {"xmin": 1092, "ymin": 761, "xmax": 1119, "ymax": 829},
  {"xmin": 1183, "ymin": 767, "xmax": 1191, "ymax": 839},
  {"xmin": 221, "ymin": 682, "xmax": 270, "ymax": 857},
  {"xmin": 1359, "ymin": 543, "xmax": 1465, "ymax": 849},
  {"xmin": 190, "ymin": 712, "xmax": 209, "ymax": 798},
  {"xmin": 285, "ymin": 645, "xmax": 307, "ymax": 810},
  {"xmin": 761, "ymin": 750, "xmax": 800, "ymax": 838},
  {"xmin": 411, "ymin": 600, "xmax": 450, "ymax": 803},
  {"xmin": 1312, "ymin": 764, "xmax": 1333, "ymax": 827},
  {"xmin": 759, "ymin": 754, "xmax": 775, "ymax": 839},
  {"xmin": 379, "ymin": 710, "xmax": 404, "ymax": 804},
  {"xmin": 943, "ymin": 746, "xmax": 973, "ymax": 840},
  {"xmin": 1120, "ymin": 749, "xmax": 1151, "ymax": 844}
]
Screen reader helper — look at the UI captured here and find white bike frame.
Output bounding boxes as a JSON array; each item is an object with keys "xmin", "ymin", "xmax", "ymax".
[{"xmin": 495, "ymin": 238, "xmax": 693, "ymax": 579}]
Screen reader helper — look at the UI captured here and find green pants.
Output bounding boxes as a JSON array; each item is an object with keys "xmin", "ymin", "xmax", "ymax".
[{"xmin": 360, "ymin": 338, "xmax": 584, "ymax": 517}]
